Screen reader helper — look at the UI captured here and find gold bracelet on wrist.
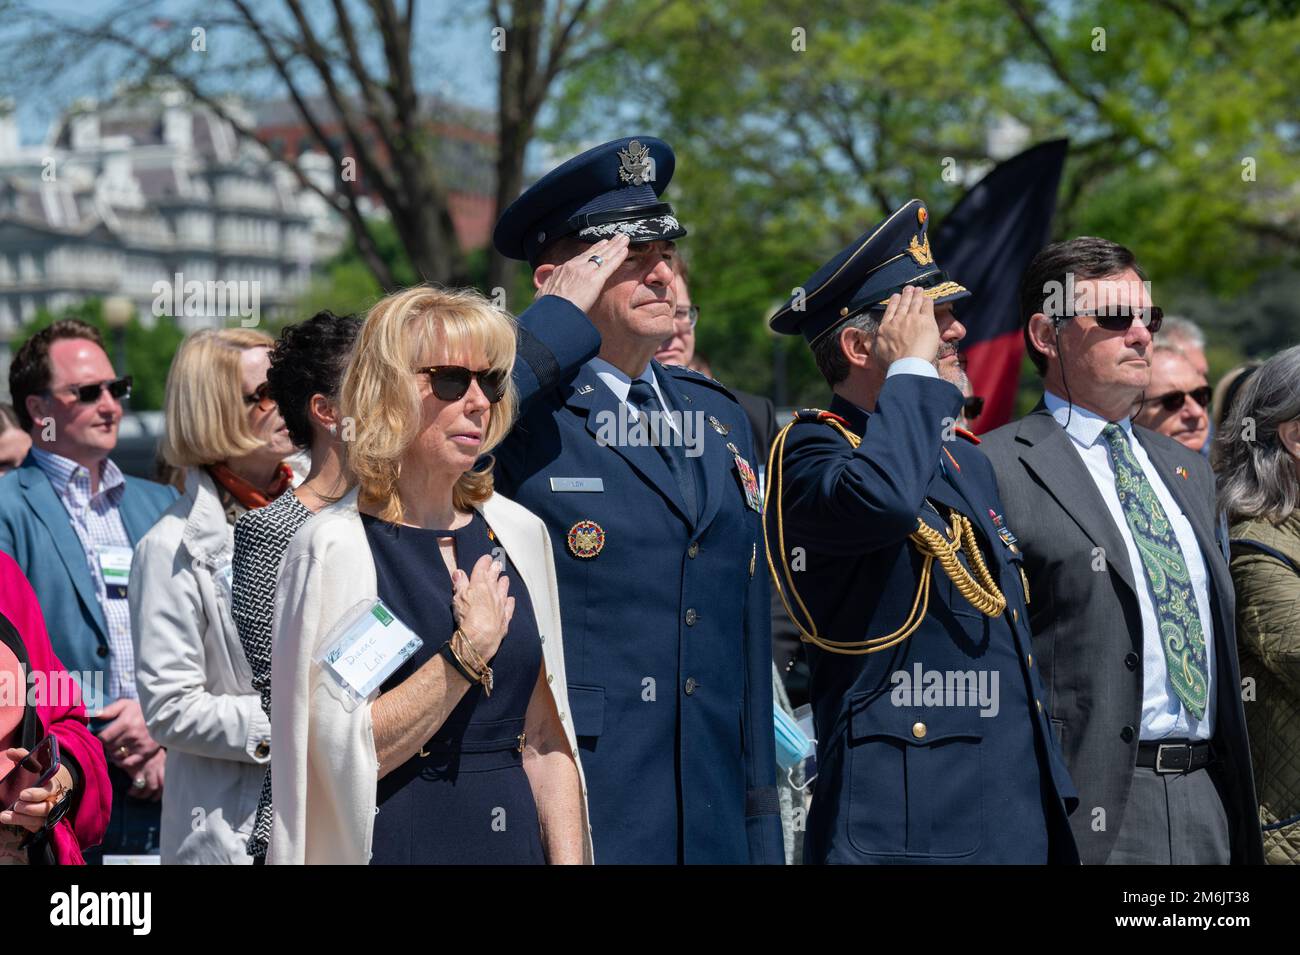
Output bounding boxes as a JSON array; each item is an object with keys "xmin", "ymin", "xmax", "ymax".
[{"xmin": 453, "ymin": 629, "xmax": 493, "ymax": 696}]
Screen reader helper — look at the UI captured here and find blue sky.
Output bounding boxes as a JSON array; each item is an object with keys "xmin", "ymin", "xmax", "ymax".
[{"xmin": 5, "ymin": 0, "xmax": 498, "ymax": 145}]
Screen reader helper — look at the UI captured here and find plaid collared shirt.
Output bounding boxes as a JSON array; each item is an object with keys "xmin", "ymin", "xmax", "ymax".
[{"xmin": 31, "ymin": 447, "xmax": 137, "ymax": 702}]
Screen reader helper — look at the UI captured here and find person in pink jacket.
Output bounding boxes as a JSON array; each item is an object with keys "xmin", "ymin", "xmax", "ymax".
[{"xmin": 0, "ymin": 550, "xmax": 111, "ymax": 864}]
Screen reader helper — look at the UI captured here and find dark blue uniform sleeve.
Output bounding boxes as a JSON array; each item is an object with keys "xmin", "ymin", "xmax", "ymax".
[
  {"xmin": 512, "ymin": 294, "xmax": 601, "ymax": 410},
  {"xmin": 743, "ymin": 517, "xmax": 783, "ymax": 863},
  {"xmin": 779, "ymin": 375, "xmax": 964, "ymax": 554},
  {"xmin": 724, "ymin": 412, "xmax": 781, "ymax": 863}
]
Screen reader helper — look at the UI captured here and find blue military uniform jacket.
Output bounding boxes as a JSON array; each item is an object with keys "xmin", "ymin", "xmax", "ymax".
[
  {"xmin": 495, "ymin": 295, "xmax": 783, "ymax": 864},
  {"xmin": 770, "ymin": 373, "xmax": 1079, "ymax": 863}
]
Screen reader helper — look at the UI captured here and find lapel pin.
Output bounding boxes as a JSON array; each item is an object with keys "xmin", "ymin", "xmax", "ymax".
[
  {"xmin": 576, "ymin": 384, "xmax": 594, "ymax": 395},
  {"xmin": 708, "ymin": 415, "xmax": 729, "ymax": 435},
  {"xmin": 1175, "ymin": 466, "xmax": 1189, "ymax": 480}
]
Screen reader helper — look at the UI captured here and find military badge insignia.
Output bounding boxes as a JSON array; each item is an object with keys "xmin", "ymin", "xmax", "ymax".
[
  {"xmin": 917, "ymin": 206, "xmax": 928, "ymax": 225},
  {"xmin": 734, "ymin": 454, "xmax": 762, "ymax": 512},
  {"xmin": 708, "ymin": 415, "xmax": 729, "ymax": 436},
  {"xmin": 617, "ymin": 140, "xmax": 654, "ymax": 186},
  {"xmin": 988, "ymin": 508, "xmax": 1020, "ymax": 552},
  {"xmin": 906, "ymin": 233, "xmax": 934, "ymax": 265},
  {"xmin": 567, "ymin": 520, "xmax": 605, "ymax": 558}
]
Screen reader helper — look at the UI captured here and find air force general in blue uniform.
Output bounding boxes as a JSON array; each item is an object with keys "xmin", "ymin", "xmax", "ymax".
[
  {"xmin": 765, "ymin": 201, "xmax": 1079, "ymax": 863},
  {"xmin": 490, "ymin": 137, "xmax": 783, "ymax": 863}
]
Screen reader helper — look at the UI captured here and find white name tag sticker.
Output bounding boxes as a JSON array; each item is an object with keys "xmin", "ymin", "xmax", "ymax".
[
  {"xmin": 98, "ymin": 545, "xmax": 133, "ymax": 598},
  {"xmin": 319, "ymin": 599, "xmax": 423, "ymax": 703},
  {"xmin": 550, "ymin": 477, "xmax": 604, "ymax": 492}
]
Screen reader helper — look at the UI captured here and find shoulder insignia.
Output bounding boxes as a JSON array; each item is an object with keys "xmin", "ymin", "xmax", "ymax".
[
  {"xmin": 955, "ymin": 426, "xmax": 981, "ymax": 444},
  {"xmin": 793, "ymin": 408, "xmax": 849, "ymax": 427},
  {"xmin": 659, "ymin": 363, "xmax": 737, "ymax": 399}
]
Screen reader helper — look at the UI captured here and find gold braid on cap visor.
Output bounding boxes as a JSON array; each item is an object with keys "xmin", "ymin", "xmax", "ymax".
[{"xmin": 763, "ymin": 415, "xmax": 1006, "ymax": 655}]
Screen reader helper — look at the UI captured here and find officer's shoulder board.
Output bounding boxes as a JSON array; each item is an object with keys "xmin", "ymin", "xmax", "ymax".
[
  {"xmin": 659, "ymin": 363, "xmax": 738, "ymax": 402},
  {"xmin": 793, "ymin": 408, "xmax": 849, "ymax": 427}
]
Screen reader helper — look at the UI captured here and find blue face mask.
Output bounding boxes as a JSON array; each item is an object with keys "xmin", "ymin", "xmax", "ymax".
[{"xmin": 774, "ymin": 703, "xmax": 814, "ymax": 770}]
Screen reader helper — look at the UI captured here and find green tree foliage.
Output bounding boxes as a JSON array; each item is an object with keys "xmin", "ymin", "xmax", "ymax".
[{"xmin": 547, "ymin": 0, "xmax": 1300, "ymax": 404}]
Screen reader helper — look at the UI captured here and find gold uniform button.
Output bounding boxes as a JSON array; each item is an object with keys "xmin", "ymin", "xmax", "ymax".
[
  {"xmin": 1012, "ymin": 608, "xmax": 1019, "ymax": 623},
  {"xmin": 1036, "ymin": 699, "xmax": 1043, "ymax": 713},
  {"xmin": 911, "ymin": 722, "xmax": 927, "ymax": 740},
  {"xmin": 1027, "ymin": 653, "xmax": 1033, "ymax": 667}
]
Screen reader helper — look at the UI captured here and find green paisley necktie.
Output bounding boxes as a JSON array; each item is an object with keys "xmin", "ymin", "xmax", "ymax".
[{"xmin": 1100, "ymin": 423, "xmax": 1208, "ymax": 718}]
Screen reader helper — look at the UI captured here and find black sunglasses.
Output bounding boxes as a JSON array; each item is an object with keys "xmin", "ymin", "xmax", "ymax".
[
  {"xmin": 1142, "ymin": 385, "xmax": 1211, "ymax": 413},
  {"xmin": 963, "ymin": 396, "xmax": 985, "ymax": 420},
  {"xmin": 243, "ymin": 381, "xmax": 274, "ymax": 411},
  {"xmin": 1064, "ymin": 306, "xmax": 1164, "ymax": 334},
  {"xmin": 416, "ymin": 366, "xmax": 508, "ymax": 403},
  {"xmin": 48, "ymin": 376, "xmax": 132, "ymax": 404}
]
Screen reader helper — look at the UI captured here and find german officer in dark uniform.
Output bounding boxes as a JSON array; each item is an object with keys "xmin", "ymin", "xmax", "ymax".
[
  {"xmin": 491, "ymin": 136, "xmax": 783, "ymax": 864},
  {"xmin": 764, "ymin": 200, "xmax": 1078, "ymax": 863}
]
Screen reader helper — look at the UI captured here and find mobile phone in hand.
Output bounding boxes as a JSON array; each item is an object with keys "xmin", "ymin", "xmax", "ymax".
[{"xmin": 0, "ymin": 734, "xmax": 60, "ymax": 810}]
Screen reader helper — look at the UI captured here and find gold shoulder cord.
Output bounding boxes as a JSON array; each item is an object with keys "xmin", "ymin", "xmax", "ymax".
[{"xmin": 763, "ymin": 414, "xmax": 1006, "ymax": 656}]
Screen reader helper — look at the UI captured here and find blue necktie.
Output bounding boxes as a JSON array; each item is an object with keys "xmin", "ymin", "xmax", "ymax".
[{"xmin": 627, "ymin": 379, "xmax": 698, "ymax": 522}]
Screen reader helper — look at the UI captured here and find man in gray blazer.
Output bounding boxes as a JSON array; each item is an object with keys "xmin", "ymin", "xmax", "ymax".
[{"xmin": 981, "ymin": 237, "xmax": 1263, "ymax": 865}]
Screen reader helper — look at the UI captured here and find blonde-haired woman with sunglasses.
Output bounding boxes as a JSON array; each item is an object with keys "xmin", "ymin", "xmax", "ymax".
[
  {"xmin": 128, "ymin": 327, "xmax": 296, "ymax": 863},
  {"xmin": 269, "ymin": 286, "xmax": 590, "ymax": 865}
]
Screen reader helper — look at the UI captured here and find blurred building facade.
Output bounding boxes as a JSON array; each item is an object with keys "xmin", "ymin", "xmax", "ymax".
[{"xmin": 0, "ymin": 89, "xmax": 347, "ymax": 398}]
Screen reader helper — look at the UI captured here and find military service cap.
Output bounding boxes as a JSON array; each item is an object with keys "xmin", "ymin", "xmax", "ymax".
[
  {"xmin": 769, "ymin": 199, "xmax": 970, "ymax": 344},
  {"xmin": 493, "ymin": 136, "xmax": 687, "ymax": 265}
]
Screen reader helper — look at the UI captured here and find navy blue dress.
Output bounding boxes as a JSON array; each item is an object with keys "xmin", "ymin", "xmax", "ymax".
[{"xmin": 364, "ymin": 511, "xmax": 546, "ymax": 865}]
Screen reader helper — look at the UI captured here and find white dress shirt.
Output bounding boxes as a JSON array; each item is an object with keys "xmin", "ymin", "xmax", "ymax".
[
  {"xmin": 31, "ymin": 447, "xmax": 136, "ymax": 702},
  {"xmin": 1044, "ymin": 391, "xmax": 1215, "ymax": 740}
]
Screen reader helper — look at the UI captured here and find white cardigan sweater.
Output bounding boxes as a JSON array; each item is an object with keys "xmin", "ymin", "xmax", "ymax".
[{"xmin": 267, "ymin": 488, "xmax": 593, "ymax": 864}]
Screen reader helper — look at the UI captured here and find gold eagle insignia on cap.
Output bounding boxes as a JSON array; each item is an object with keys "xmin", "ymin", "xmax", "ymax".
[
  {"xmin": 907, "ymin": 233, "xmax": 934, "ymax": 265},
  {"xmin": 617, "ymin": 140, "xmax": 654, "ymax": 186}
]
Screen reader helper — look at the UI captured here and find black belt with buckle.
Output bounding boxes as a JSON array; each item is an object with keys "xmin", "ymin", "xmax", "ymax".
[{"xmin": 1136, "ymin": 739, "xmax": 1214, "ymax": 774}]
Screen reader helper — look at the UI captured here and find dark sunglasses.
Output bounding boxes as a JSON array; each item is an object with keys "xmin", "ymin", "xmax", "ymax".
[
  {"xmin": 963, "ymin": 396, "xmax": 985, "ymax": 420},
  {"xmin": 417, "ymin": 366, "xmax": 508, "ymax": 404},
  {"xmin": 47, "ymin": 376, "xmax": 132, "ymax": 404},
  {"xmin": 1066, "ymin": 306, "xmax": 1164, "ymax": 334},
  {"xmin": 242, "ymin": 381, "xmax": 275, "ymax": 412},
  {"xmin": 1142, "ymin": 385, "xmax": 1211, "ymax": 413}
]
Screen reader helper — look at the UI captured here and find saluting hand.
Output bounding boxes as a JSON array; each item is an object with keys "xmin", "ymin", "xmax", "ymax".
[
  {"xmin": 451, "ymin": 554, "xmax": 516, "ymax": 664},
  {"xmin": 872, "ymin": 284, "xmax": 942, "ymax": 371},
  {"xmin": 535, "ymin": 234, "xmax": 631, "ymax": 314}
]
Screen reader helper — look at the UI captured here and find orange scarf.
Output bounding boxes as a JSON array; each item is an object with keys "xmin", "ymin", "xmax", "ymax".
[{"xmin": 207, "ymin": 462, "xmax": 294, "ymax": 511}]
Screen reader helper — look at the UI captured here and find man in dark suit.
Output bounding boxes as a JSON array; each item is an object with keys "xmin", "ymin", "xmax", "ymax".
[
  {"xmin": 767, "ymin": 200, "xmax": 1078, "ymax": 863},
  {"xmin": 980, "ymin": 236, "xmax": 1264, "ymax": 864},
  {"xmin": 0, "ymin": 319, "xmax": 177, "ymax": 859},
  {"xmin": 491, "ymin": 136, "xmax": 782, "ymax": 864}
]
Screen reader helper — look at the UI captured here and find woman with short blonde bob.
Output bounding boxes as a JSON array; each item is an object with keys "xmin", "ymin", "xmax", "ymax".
[
  {"xmin": 269, "ymin": 286, "xmax": 590, "ymax": 864},
  {"xmin": 130, "ymin": 327, "xmax": 297, "ymax": 864}
]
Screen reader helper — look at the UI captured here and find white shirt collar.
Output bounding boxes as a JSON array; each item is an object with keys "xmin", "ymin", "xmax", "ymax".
[
  {"xmin": 588, "ymin": 357, "xmax": 663, "ymax": 406},
  {"xmin": 1043, "ymin": 389, "xmax": 1133, "ymax": 450}
]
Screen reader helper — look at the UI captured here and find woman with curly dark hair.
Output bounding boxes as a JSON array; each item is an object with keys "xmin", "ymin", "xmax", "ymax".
[{"xmin": 230, "ymin": 310, "xmax": 362, "ymax": 862}]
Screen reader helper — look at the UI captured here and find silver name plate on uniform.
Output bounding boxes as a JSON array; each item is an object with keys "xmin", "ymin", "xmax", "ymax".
[{"xmin": 550, "ymin": 477, "xmax": 605, "ymax": 492}]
